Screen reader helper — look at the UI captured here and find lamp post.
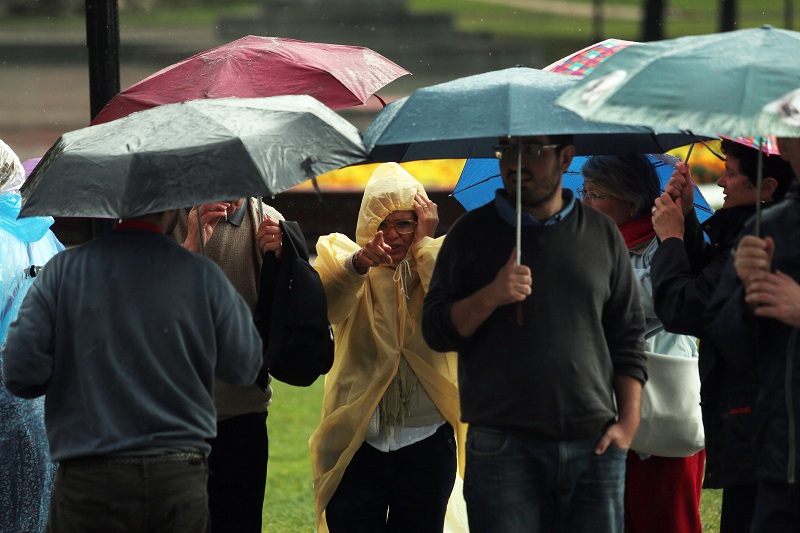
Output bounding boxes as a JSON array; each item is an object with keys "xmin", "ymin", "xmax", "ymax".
[{"xmin": 85, "ymin": 0, "xmax": 120, "ymax": 236}]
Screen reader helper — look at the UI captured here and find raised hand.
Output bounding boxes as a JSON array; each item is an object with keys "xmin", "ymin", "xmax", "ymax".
[
  {"xmin": 734, "ymin": 235, "xmax": 775, "ymax": 288},
  {"xmin": 744, "ymin": 270, "xmax": 800, "ymax": 327},
  {"xmin": 652, "ymin": 192, "xmax": 685, "ymax": 241},
  {"xmin": 664, "ymin": 162, "xmax": 696, "ymax": 217},
  {"xmin": 256, "ymin": 215, "xmax": 283, "ymax": 257},
  {"xmin": 413, "ymin": 192, "xmax": 439, "ymax": 242},
  {"xmin": 183, "ymin": 201, "xmax": 235, "ymax": 253},
  {"xmin": 353, "ymin": 231, "xmax": 393, "ymax": 273}
]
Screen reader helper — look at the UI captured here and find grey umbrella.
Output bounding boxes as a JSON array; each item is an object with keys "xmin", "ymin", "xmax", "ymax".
[{"xmin": 21, "ymin": 95, "xmax": 368, "ymax": 220}]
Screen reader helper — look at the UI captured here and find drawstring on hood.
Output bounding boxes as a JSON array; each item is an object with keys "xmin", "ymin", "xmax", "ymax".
[{"xmin": 393, "ymin": 259, "xmax": 412, "ymax": 300}]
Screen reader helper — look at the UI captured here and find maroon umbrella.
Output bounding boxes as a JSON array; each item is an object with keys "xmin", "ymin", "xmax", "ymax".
[{"xmin": 91, "ymin": 35, "xmax": 410, "ymax": 125}]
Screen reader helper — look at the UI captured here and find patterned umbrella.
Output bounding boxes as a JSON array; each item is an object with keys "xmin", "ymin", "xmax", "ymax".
[{"xmin": 544, "ymin": 38, "xmax": 636, "ymax": 76}]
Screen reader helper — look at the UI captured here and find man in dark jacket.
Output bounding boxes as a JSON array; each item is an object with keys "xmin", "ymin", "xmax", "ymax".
[
  {"xmin": 706, "ymin": 136, "xmax": 800, "ymax": 533},
  {"xmin": 650, "ymin": 140, "xmax": 794, "ymax": 533}
]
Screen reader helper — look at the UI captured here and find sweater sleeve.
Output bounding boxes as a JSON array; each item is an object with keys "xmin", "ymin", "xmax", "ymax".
[
  {"xmin": 422, "ymin": 228, "xmax": 471, "ymax": 353},
  {"xmin": 2, "ymin": 267, "xmax": 57, "ymax": 399},
  {"xmin": 604, "ymin": 233, "xmax": 648, "ymax": 384},
  {"xmin": 651, "ymin": 237, "xmax": 724, "ymax": 337},
  {"xmin": 705, "ymin": 255, "xmax": 758, "ymax": 370}
]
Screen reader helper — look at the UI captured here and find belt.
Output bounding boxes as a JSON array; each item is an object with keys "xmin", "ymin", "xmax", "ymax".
[{"xmin": 64, "ymin": 451, "xmax": 205, "ymax": 466}]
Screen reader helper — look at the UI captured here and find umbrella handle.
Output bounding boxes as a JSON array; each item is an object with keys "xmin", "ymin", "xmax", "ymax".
[
  {"xmin": 755, "ymin": 137, "xmax": 764, "ymax": 237},
  {"xmin": 516, "ymin": 148, "xmax": 523, "ymax": 326},
  {"xmin": 194, "ymin": 205, "xmax": 205, "ymax": 256}
]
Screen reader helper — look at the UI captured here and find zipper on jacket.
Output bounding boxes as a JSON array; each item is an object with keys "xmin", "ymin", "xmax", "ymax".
[{"xmin": 787, "ymin": 328, "xmax": 798, "ymax": 484}]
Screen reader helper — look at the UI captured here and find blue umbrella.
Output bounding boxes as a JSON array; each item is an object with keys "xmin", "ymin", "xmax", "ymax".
[{"xmin": 453, "ymin": 154, "xmax": 714, "ymax": 223}]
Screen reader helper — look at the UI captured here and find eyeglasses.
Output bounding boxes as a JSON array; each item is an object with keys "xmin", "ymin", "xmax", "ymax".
[
  {"xmin": 494, "ymin": 143, "xmax": 562, "ymax": 161},
  {"xmin": 377, "ymin": 219, "xmax": 417, "ymax": 235},
  {"xmin": 576, "ymin": 189, "xmax": 614, "ymax": 202}
]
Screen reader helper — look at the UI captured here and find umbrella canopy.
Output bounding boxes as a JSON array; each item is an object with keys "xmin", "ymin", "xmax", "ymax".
[
  {"xmin": 22, "ymin": 95, "xmax": 368, "ymax": 219},
  {"xmin": 363, "ymin": 67, "xmax": 704, "ymax": 162},
  {"xmin": 544, "ymin": 38, "xmax": 636, "ymax": 76},
  {"xmin": 453, "ymin": 154, "xmax": 714, "ymax": 223},
  {"xmin": 556, "ymin": 25, "xmax": 800, "ymax": 139},
  {"xmin": 91, "ymin": 35, "xmax": 410, "ymax": 125}
]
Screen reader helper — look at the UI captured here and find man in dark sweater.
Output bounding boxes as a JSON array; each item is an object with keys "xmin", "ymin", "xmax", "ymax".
[{"xmin": 422, "ymin": 135, "xmax": 647, "ymax": 533}]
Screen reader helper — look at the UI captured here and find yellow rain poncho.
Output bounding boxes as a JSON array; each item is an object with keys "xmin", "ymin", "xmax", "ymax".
[{"xmin": 310, "ymin": 163, "xmax": 465, "ymax": 532}]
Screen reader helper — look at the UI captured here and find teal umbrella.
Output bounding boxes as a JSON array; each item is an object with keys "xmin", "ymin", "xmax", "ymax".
[
  {"xmin": 364, "ymin": 66, "xmax": 702, "ymax": 162},
  {"xmin": 556, "ymin": 25, "xmax": 800, "ymax": 139}
]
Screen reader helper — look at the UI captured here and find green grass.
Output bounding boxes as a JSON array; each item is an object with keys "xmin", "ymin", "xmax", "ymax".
[
  {"xmin": 408, "ymin": 0, "xmax": 800, "ymax": 41},
  {"xmin": 262, "ymin": 379, "xmax": 324, "ymax": 533}
]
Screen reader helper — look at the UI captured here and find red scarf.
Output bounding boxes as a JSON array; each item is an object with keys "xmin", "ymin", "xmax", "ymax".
[{"xmin": 618, "ymin": 215, "xmax": 655, "ymax": 250}]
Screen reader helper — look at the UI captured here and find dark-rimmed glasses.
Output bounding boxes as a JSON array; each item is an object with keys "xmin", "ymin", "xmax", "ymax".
[
  {"xmin": 494, "ymin": 143, "xmax": 562, "ymax": 161},
  {"xmin": 377, "ymin": 219, "xmax": 417, "ymax": 234}
]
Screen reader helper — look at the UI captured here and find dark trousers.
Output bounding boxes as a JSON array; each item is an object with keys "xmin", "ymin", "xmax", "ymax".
[
  {"xmin": 750, "ymin": 481, "xmax": 800, "ymax": 533},
  {"xmin": 207, "ymin": 411, "xmax": 268, "ymax": 533},
  {"xmin": 720, "ymin": 483, "xmax": 756, "ymax": 533},
  {"xmin": 47, "ymin": 455, "xmax": 208, "ymax": 533},
  {"xmin": 326, "ymin": 422, "xmax": 457, "ymax": 533}
]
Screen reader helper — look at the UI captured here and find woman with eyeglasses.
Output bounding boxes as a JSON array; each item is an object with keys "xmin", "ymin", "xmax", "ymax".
[
  {"xmin": 310, "ymin": 162, "xmax": 465, "ymax": 533},
  {"xmin": 581, "ymin": 154, "xmax": 704, "ymax": 533}
]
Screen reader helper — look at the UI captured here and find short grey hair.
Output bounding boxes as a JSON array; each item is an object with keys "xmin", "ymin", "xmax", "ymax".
[{"xmin": 581, "ymin": 154, "xmax": 660, "ymax": 217}]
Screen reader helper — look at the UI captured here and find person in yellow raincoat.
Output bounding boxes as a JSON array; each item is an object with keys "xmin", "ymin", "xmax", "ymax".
[{"xmin": 310, "ymin": 162, "xmax": 466, "ymax": 533}]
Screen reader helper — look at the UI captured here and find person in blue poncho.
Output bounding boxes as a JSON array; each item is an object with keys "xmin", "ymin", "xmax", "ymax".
[{"xmin": 0, "ymin": 140, "xmax": 65, "ymax": 532}]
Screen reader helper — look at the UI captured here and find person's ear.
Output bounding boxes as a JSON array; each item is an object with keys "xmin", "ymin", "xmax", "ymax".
[
  {"xmin": 761, "ymin": 176, "xmax": 778, "ymax": 202},
  {"xmin": 559, "ymin": 145, "xmax": 576, "ymax": 172}
]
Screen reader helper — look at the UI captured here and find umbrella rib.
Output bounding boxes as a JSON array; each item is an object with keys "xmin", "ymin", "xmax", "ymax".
[{"xmin": 450, "ymin": 173, "xmax": 501, "ymax": 196}]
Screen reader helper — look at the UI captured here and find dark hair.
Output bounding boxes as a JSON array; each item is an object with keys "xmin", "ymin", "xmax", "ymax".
[
  {"xmin": 720, "ymin": 139, "xmax": 795, "ymax": 201},
  {"xmin": 548, "ymin": 134, "xmax": 574, "ymax": 155},
  {"xmin": 581, "ymin": 154, "xmax": 661, "ymax": 217}
]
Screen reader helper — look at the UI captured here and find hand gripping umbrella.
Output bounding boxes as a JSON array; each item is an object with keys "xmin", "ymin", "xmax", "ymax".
[
  {"xmin": 21, "ymin": 95, "xmax": 368, "ymax": 220},
  {"xmin": 90, "ymin": 35, "xmax": 410, "ymax": 125}
]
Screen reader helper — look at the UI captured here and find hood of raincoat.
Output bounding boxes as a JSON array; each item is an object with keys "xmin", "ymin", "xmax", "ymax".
[{"xmin": 355, "ymin": 162, "xmax": 429, "ymax": 247}]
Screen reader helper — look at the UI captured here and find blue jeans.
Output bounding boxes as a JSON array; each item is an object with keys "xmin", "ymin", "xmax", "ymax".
[{"xmin": 464, "ymin": 426, "xmax": 626, "ymax": 533}]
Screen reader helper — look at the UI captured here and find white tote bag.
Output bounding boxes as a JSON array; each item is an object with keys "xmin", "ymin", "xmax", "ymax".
[{"xmin": 629, "ymin": 351, "xmax": 705, "ymax": 458}]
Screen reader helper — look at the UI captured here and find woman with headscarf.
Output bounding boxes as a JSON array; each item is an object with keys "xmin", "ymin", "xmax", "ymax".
[
  {"xmin": 310, "ymin": 162, "xmax": 465, "ymax": 533},
  {"xmin": 0, "ymin": 140, "xmax": 65, "ymax": 532},
  {"xmin": 580, "ymin": 154, "xmax": 704, "ymax": 533}
]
